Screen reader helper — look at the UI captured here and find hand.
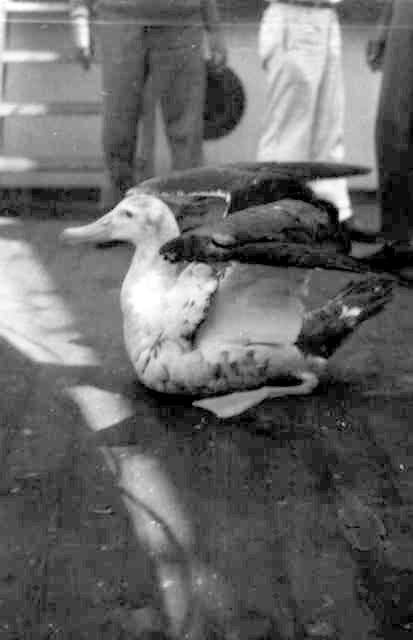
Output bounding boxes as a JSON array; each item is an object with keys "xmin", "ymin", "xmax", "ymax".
[
  {"xmin": 366, "ymin": 38, "xmax": 386, "ymax": 72},
  {"xmin": 207, "ymin": 31, "xmax": 227, "ymax": 70},
  {"xmin": 71, "ymin": 11, "xmax": 93, "ymax": 71},
  {"xmin": 74, "ymin": 43, "xmax": 93, "ymax": 71}
]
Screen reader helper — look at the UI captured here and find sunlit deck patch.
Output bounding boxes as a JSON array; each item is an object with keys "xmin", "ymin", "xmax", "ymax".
[{"xmin": 0, "ymin": 237, "xmax": 98, "ymax": 366}]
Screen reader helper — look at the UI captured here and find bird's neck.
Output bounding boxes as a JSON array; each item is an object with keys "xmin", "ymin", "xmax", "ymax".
[
  {"xmin": 120, "ymin": 234, "xmax": 179, "ymax": 311},
  {"xmin": 131, "ymin": 216, "xmax": 180, "ymax": 269}
]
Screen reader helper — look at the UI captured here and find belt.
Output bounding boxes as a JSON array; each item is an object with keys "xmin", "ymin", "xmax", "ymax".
[{"xmin": 276, "ymin": 0, "xmax": 336, "ymax": 9}]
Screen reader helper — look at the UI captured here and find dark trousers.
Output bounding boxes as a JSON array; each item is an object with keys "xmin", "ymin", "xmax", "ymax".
[
  {"xmin": 98, "ymin": 15, "xmax": 205, "ymax": 209},
  {"xmin": 376, "ymin": 0, "xmax": 413, "ymax": 242}
]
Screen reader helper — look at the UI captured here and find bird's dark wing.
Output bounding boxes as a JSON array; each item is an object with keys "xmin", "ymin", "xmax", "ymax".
[
  {"xmin": 138, "ymin": 165, "xmax": 317, "ymax": 219},
  {"xmin": 138, "ymin": 162, "xmax": 370, "ymax": 197},
  {"xmin": 228, "ymin": 161, "xmax": 370, "ymax": 181},
  {"xmin": 160, "ymin": 199, "xmax": 352, "ymax": 264},
  {"xmin": 137, "ymin": 161, "xmax": 369, "ymax": 225}
]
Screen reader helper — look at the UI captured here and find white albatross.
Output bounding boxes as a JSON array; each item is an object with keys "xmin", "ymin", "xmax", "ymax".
[{"xmin": 61, "ymin": 191, "xmax": 393, "ymax": 418}]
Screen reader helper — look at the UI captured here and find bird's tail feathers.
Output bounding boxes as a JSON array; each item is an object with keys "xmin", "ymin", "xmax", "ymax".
[{"xmin": 296, "ymin": 274, "xmax": 394, "ymax": 358}]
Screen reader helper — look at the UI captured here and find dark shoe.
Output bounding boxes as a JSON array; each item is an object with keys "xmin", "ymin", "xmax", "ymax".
[{"xmin": 340, "ymin": 218, "xmax": 382, "ymax": 244}]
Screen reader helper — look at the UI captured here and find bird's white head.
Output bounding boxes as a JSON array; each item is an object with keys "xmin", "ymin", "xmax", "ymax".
[{"xmin": 60, "ymin": 191, "xmax": 180, "ymax": 249}]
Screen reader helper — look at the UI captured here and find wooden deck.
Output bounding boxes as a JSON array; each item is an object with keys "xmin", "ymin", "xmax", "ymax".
[{"xmin": 1, "ymin": 198, "xmax": 413, "ymax": 639}]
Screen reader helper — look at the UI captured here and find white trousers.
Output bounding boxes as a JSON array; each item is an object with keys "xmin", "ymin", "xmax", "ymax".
[{"xmin": 257, "ymin": 3, "xmax": 352, "ymax": 221}]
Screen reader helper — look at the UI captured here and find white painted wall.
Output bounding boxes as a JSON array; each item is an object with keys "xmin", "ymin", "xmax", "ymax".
[{"xmin": 1, "ymin": 17, "xmax": 381, "ymax": 189}]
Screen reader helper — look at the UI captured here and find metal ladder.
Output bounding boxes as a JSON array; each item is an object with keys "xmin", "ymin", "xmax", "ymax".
[
  {"xmin": 0, "ymin": 0, "xmax": 155, "ymax": 192},
  {"xmin": 0, "ymin": 0, "xmax": 104, "ymax": 183}
]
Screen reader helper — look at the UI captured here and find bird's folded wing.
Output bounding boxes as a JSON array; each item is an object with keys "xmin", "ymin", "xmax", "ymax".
[
  {"xmin": 207, "ymin": 200, "xmax": 332, "ymax": 245},
  {"xmin": 160, "ymin": 199, "xmax": 349, "ymax": 263}
]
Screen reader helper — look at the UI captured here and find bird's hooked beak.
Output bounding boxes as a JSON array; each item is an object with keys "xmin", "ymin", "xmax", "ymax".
[{"xmin": 60, "ymin": 210, "xmax": 116, "ymax": 245}]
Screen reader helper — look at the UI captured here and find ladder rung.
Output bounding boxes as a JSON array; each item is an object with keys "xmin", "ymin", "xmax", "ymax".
[
  {"xmin": 5, "ymin": 1, "xmax": 69, "ymax": 13},
  {"xmin": 3, "ymin": 50, "xmax": 100, "ymax": 63},
  {"xmin": 3, "ymin": 50, "xmax": 101, "ymax": 64},
  {"xmin": 0, "ymin": 102, "xmax": 101, "ymax": 116},
  {"xmin": 3, "ymin": 50, "xmax": 74, "ymax": 63},
  {"xmin": 0, "ymin": 156, "xmax": 104, "ymax": 172}
]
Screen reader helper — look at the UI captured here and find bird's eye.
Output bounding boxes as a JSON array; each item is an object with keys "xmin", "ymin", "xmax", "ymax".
[{"xmin": 124, "ymin": 210, "xmax": 133, "ymax": 219}]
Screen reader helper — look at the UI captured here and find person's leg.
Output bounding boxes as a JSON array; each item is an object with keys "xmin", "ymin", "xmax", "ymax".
[
  {"xmin": 98, "ymin": 14, "xmax": 147, "ymax": 210},
  {"xmin": 256, "ymin": 4, "xmax": 323, "ymax": 162},
  {"xmin": 376, "ymin": 0, "xmax": 413, "ymax": 243},
  {"xmin": 136, "ymin": 74, "xmax": 157, "ymax": 183},
  {"xmin": 150, "ymin": 26, "xmax": 205, "ymax": 171},
  {"xmin": 309, "ymin": 9, "xmax": 353, "ymax": 222}
]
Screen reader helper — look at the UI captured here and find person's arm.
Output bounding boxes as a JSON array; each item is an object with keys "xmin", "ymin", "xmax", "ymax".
[
  {"xmin": 366, "ymin": 1, "xmax": 394, "ymax": 71},
  {"xmin": 70, "ymin": 0, "xmax": 93, "ymax": 70},
  {"xmin": 201, "ymin": 0, "xmax": 227, "ymax": 69}
]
